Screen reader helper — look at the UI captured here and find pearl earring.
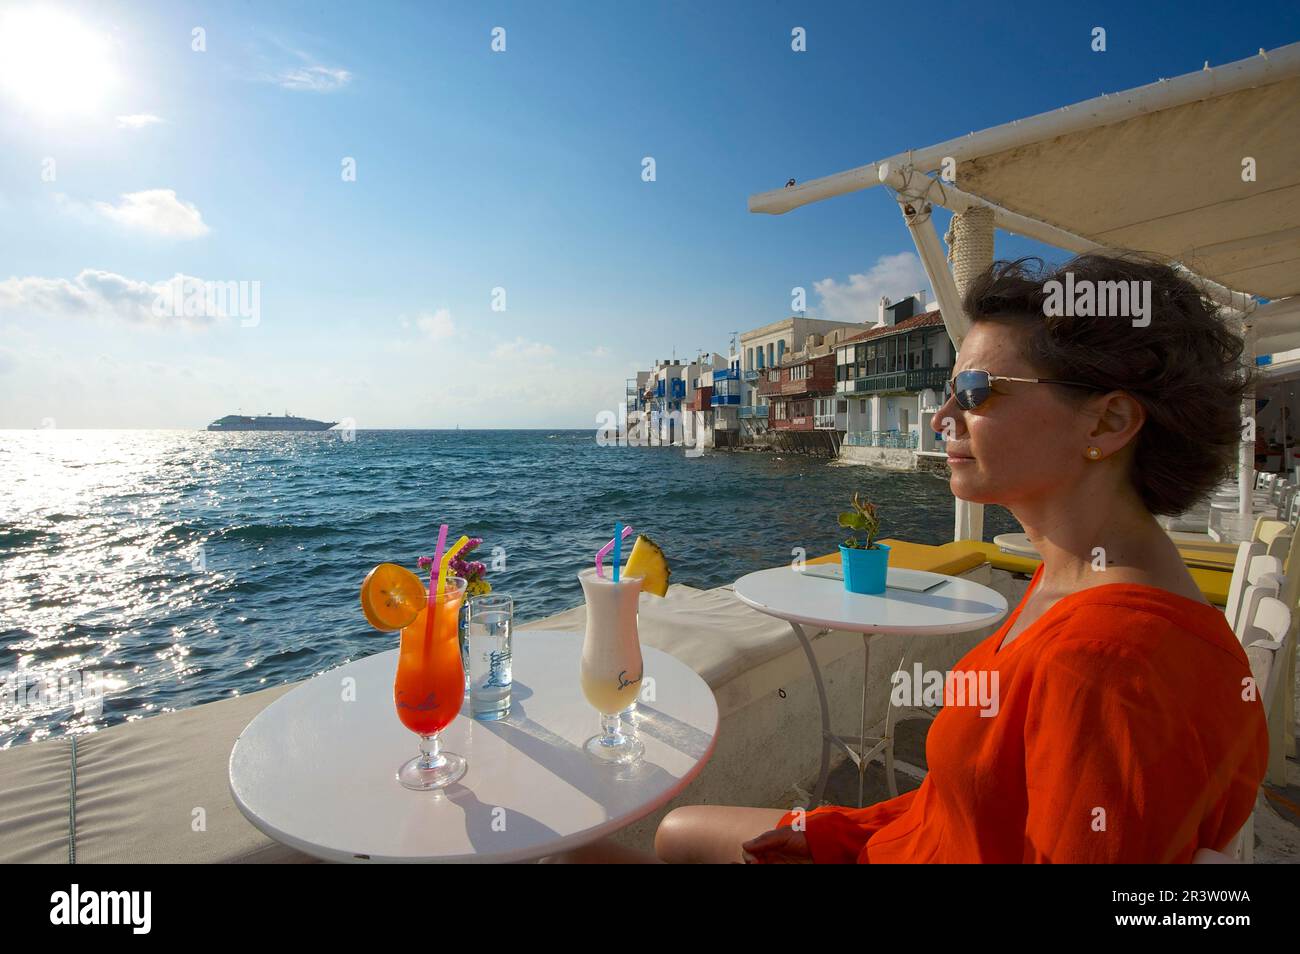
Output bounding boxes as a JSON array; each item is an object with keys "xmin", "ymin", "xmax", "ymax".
[{"xmin": 1085, "ymin": 446, "xmax": 1102, "ymax": 460}]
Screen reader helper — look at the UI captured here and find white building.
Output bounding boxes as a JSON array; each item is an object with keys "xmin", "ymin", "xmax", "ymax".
[
  {"xmin": 835, "ymin": 293, "xmax": 954, "ymax": 452},
  {"xmin": 739, "ymin": 316, "xmax": 866, "ymax": 441}
]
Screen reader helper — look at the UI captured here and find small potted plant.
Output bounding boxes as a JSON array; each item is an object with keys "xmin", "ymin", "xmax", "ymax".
[{"xmin": 838, "ymin": 493, "xmax": 890, "ymax": 594}]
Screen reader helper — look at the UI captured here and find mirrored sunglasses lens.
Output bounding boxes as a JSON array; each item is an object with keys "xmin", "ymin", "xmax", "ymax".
[{"xmin": 954, "ymin": 371, "xmax": 990, "ymax": 410}]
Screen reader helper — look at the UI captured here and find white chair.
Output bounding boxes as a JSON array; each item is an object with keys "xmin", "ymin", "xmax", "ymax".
[
  {"xmin": 1222, "ymin": 540, "xmax": 1263, "ymax": 639},
  {"xmin": 1270, "ymin": 527, "xmax": 1300, "ymax": 787},
  {"xmin": 1232, "ymin": 571, "xmax": 1284, "ymax": 640},
  {"xmin": 1194, "ymin": 596, "xmax": 1291, "ymax": 863},
  {"xmin": 1222, "ymin": 541, "xmax": 1265, "ymax": 634},
  {"xmin": 1264, "ymin": 529, "xmax": 1292, "ymax": 562},
  {"xmin": 1277, "ymin": 485, "xmax": 1297, "ymax": 521}
]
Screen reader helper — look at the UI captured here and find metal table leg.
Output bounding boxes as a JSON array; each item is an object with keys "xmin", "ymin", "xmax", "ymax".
[
  {"xmin": 787, "ymin": 621, "xmax": 832, "ymax": 807},
  {"xmin": 788, "ymin": 624, "xmax": 938, "ymax": 809}
]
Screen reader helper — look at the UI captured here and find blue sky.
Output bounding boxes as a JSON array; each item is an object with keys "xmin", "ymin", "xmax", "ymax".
[{"xmin": 0, "ymin": 0, "xmax": 1296, "ymax": 427}]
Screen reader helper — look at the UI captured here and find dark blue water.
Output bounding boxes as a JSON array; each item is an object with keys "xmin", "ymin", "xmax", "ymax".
[{"xmin": 0, "ymin": 429, "xmax": 1021, "ymax": 746}]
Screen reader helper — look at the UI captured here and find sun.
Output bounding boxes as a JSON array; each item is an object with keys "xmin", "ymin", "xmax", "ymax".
[{"xmin": 0, "ymin": 6, "xmax": 117, "ymax": 118}]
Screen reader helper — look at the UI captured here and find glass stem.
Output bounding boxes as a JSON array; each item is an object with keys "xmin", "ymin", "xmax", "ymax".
[
  {"xmin": 418, "ymin": 732, "xmax": 443, "ymax": 768},
  {"xmin": 600, "ymin": 712, "xmax": 623, "ymax": 745}
]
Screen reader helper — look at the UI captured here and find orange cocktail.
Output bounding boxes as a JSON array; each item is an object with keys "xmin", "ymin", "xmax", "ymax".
[
  {"xmin": 392, "ymin": 575, "xmax": 468, "ymax": 790},
  {"xmin": 394, "ymin": 585, "xmax": 467, "ymax": 735}
]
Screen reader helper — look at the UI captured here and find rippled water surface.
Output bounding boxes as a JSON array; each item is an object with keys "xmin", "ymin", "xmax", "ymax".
[{"xmin": 0, "ymin": 429, "xmax": 1021, "ymax": 745}]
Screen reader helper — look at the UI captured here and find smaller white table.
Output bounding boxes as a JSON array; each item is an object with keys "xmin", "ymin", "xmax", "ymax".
[
  {"xmin": 993, "ymin": 532, "xmax": 1039, "ymax": 556},
  {"xmin": 229, "ymin": 631, "xmax": 718, "ymax": 862},
  {"xmin": 733, "ymin": 565, "xmax": 1008, "ymax": 807}
]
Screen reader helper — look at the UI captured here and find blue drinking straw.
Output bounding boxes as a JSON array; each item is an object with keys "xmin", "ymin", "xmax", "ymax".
[{"xmin": 612, "ymin": 521, "xmax": 624, "ymax": 583}]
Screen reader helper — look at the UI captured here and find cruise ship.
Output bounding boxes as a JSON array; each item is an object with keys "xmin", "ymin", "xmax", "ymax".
[{"xmin": 206, "ymin": 412, "xmax": 337, "ymax": 432}]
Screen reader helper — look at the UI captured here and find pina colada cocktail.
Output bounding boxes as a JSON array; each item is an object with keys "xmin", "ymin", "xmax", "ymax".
[
  {"xmin": 579, "ymin": 667, "xmax": 642, "ymax": 715},
  {"xmin": 578, "ymin": 566, "xmax": 645, "ymax": 764}
]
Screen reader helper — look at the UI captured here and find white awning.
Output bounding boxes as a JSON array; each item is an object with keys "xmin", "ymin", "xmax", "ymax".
[
  {"xmin": 749, "ymin": 42, "xmax": 1300, "ymax": 322},
  {"xmin": 957, "ymin": 74, "xmax": 1299, "ymax": 302}
]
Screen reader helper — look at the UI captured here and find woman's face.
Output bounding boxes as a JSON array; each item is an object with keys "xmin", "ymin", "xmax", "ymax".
[{"xmin": 932, "ymin": 320, "xmax": 1101, "ymax": 507}]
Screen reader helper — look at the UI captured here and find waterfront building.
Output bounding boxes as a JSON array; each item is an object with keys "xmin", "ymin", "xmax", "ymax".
[
  {"xmin": 758, "ymin": 352, "xmax": 840, "ymax": 455},
  {"xmin": 625, "ymin": 370, "xmax": 652, "ymax": 442},
  {"xmin": 739, "ymin": 316, "xmax": 865, "ymax": 444},
  {"xmin": 835, "ymin": 293, "xmax": 955, "ymax": 466},
  {"xmin": 708, "ymin": 345, "xmax": 743, "ymax": 449},
  {"xmin": 643, "ymin": 355, "xmax": 726, "ymax": 447}
]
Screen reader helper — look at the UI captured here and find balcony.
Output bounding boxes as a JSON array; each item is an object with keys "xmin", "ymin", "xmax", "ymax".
[
  {"xmin": 711, "ymin": 393, "xmax": 740, "ymax": 406},
  {"xmin": 838, "ymin": 367, "xmax": 951, "ymax": 395},
  {"xmin": 843, "ymin": 430, "xmax": 920, "ymax": 449},
  {"xmin": 738, "ymin": 406, "xmax": 768, "ymax": 419},
  {"xmin": 769, "ymin": 415, "xmax": 814, "ymax": 431},
  {"xmin": 814, "ymin": 414, "xmax": 839, "ymax": 430},
  {"xmin": 743, "ymin": 369, "xmax": 761, "ymax": 382}
]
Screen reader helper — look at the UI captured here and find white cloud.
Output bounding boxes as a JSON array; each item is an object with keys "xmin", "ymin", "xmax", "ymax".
[
  {"xmin": 277, "ymin": 65, "xmax": 351, "ymax": 91},
  {"xmin": 587, "ymin": 345, "xmax": 611, "ymax": 358},
  {"xmin": 415, "ymin": 308, "xmax": 454, "ymax": 341},
  {"xmin": 91, "ymin": 189, "xmax": 210, "ymax": 239},
  {"xmin": 812, "ymin": 252, "xmax": 930, "ymax": 323},
  {"xmin": 492, "ymin": 337, "xmax": 556, "ymax": 361},
  {"xmin": 0, "ymin": 270, "xmax": 227, "ymax": 327},
  {"xmin": 116, "ymin": 113, "xmax": 163, "ymax": 129}
]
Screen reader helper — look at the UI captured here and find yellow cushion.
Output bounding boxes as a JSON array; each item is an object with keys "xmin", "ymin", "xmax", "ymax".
[
  {"xmin": 1187, "ymin": 566, "xmax": 1231, "ymax": 606},
  {"xmin": 807, "ymin": 538, "xmax": 986, "ymax": 576},
  {"xmin": 810, "ymin": 537, "xmax": 1231, "ymax": 606},
  {"xmin": 1254, "ymin": 519, "xmax": 1289, "ymax": 548},
  {"xmin": 955, "ymin": 541, "xmax": 1041, "ymax": 576},
  {"xmin": 1176, "ymin": 548, "xmax": 1235, "ymax": 571}
]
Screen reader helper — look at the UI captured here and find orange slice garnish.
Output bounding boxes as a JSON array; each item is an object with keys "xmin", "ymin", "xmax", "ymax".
[{"xmin": 360, "ymin": 563, "xmax": 427, "ymax": 632}]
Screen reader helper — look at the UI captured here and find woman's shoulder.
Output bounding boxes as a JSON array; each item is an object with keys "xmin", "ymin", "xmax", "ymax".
[{"xmin": 1032, "ymin": 583, "xmax": 1249, "ymax": 677}]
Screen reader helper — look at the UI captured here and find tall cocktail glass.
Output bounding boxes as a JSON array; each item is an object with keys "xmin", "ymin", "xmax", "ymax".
[
  {"xmin": 394, "ymin": 576, "xmax": 468, "ymax": 790},
  {"xmin": 577, "ymin": 567, "xmax": 644, "ymax": 764}
]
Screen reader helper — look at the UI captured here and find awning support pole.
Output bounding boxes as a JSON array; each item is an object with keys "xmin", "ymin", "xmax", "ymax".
[
  {"xmin": 1240, "ymin": 315, "xmax": 1256, "ymax": 519},
  {"xmin": 895, "ymin": 190, "xmax": 985, "ymax": 542}
]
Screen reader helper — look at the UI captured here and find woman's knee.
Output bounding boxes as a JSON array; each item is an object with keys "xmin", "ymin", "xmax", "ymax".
[
  {"xmin": 655, "ymin": 805, "xmax": 788, "ymax": 863},
  {"xmin": 654, "ymin": 806, "xmax": 703, "ymax": 862}
]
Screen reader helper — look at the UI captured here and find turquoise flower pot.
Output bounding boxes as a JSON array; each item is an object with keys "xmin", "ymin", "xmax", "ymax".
[{"xmin": 840, "ymin": 543, "xmax": 890, "ymax": 594}]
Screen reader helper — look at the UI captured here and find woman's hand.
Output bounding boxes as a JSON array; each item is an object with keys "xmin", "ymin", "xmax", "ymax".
[{"xmin": 741, "ymin": 827, "xmax": 813, "ymax": 863}]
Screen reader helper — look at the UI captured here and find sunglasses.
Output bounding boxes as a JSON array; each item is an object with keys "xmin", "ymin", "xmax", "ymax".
[{"xmin": 944, "ymin": 369, "xmax": 1103, "ymax": 411}]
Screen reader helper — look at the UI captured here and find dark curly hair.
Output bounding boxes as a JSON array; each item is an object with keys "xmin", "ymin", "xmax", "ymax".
[{"xmin": 962, "ymin": 254, "xmax": 1254, "ymax": 516}]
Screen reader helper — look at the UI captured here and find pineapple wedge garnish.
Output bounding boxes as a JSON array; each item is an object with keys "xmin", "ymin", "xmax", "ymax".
[{"xmin": 624, "ymin": 534, "xmax": 670, "ymax": 596}]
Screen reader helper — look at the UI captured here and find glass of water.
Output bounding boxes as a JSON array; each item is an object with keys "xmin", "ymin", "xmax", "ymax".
[{"xmin": 466, "ymin": 594, "xmax": 513, "ymax": 721}]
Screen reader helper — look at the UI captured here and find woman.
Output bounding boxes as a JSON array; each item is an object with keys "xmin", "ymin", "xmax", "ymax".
[{"xmin": 547, "ymin": 254, "xmax": 1271, "ymax": 864}]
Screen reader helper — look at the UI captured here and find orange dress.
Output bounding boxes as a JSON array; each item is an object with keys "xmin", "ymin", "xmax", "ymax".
[{"xmin": 775, "ymin": 563, "xmax": 1270, "ymax": 863}]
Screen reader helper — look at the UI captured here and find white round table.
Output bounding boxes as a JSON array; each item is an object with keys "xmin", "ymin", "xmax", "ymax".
[
  {"xmin": 993, "ymin": 532, "xmax": 1039, "ymax": 556},
  {"xmin": 229, "ymin": 630, "xmax": 718, "ymax": 863},
  {"xmin": 733, "ymin": 565, "xmax": 1008, "ymax": 807}
]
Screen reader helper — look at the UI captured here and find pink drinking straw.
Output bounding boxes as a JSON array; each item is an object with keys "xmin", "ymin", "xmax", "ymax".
[
  {"xmin": 425, "ymin": 523, "xmax": 449, "ymax": 640},
  {"xmin": 595, "ymin": 524, "xmax": 633, "ymax": 578}
]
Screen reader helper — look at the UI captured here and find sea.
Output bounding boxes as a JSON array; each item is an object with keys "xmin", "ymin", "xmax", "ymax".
[{"xmin": 0, "ymin": 429, "xmax": 1021, "ymax": 746}]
